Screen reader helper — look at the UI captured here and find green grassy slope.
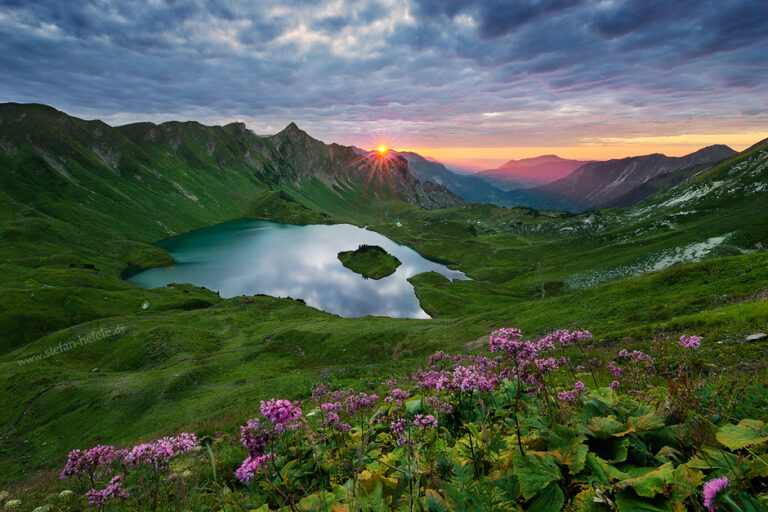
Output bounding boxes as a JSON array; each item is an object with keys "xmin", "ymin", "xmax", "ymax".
[{"xmin": 0, "ymin": 104, "xmax": 767, "ymax": 485}]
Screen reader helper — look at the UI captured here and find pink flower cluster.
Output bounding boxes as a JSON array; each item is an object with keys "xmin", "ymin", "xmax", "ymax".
[
  {"xmin": 702, "ymin": 476, "xmax": 728, "ymax": 511},
  {"xmin": 344, "ymin": 391, "xmax": 379, "ymax": 413},
  {"xmin": 85, "ymin": 474, "xmax": 129, "ymax": 506},
  {"xmin": 319, "ymin": 401, "xmax": 351, "ymax": 430},
  {"xmin": 124, "ymin": 433, "xmax": 198, "ymax": 469},
  {"xmin": 557, "ymin": 381, "xmax": 586, "ymax": 402},
  {"xmin": 488, "ymin": 328, "xmax": 523, "ymax": 353},
  {"xmin": 541, "ymin": 329, "xmax": 593, "ymax": 347},
  {"xmin": 384, "ymin": 388, "xmax": 410, "ymax": 406},
  {"xmin": 390, "ymin": 418, "xmax": 406, "ymax": 436},
  {"xmin": 618, "ymin": 349, "xmax": 654, "ymax": 364},
  {"xmin": 235, "ymin": 453, "xmax": 274, "ymax": 483},
  {"xmin": 424, "ymin": 396, "xmax": 453, "ymax": 413},
  {"xmin": 607, "ymin": 361, "xmax": 624, "ymax": 378},
  {"xmin": 311, "ymin": 382, "xmax": 332, "ymax": 401},
  {"xmin": 534, "ymin": 356, "xmax": 568, "ymax": 373},
  {"xmin": 416, "ymin": 364, "xmax": 498, "ymax": 393},
  {"xmin": 413, "ymin": 414, "xmax": 438, "ymax": 429},
  {"xmin": 260, "ymin": 399, "xmax": 303, "ymax": 425},
  {"xmin": 60, "ymin": 445, "xmax": 127, "ymax": 479},
  {"xmin": 240, "ymin": 418, "xmax": 272, "ymax": 456},
  {"xmin": 679, "ymin": 334, "xmax": 701, "ymax": 349},
  {"xmin": 429, "ymin": 351, "xmax": 453, "ymax": 365}
]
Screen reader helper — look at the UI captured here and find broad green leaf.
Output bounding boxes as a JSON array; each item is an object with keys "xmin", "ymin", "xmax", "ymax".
[
  {"xmin": 716, "ymin": 419, "xmax": 768, "ymax": 450},
  {"xmin": 298, "ymin": 491, "xmax": 335, "ymax": 511},
  {"xmin": 670, "ymin": 464, "xmax": 703, "ymax": 503},
  {"xmin": 492, "ymin": 473, "xmax": 520, "ymax": 502},
  {"xmin": 619, "ymin": 462, "xmax": 675, "ymax": 498},
  {"xmin": 512, "ymin": 451, "xmax": 562, "ymax": 500},
  {"xmin": 615, "ymin": 491, "xmax": 672, "ymax": 512},
  {"xmin": 615, "ymin": 413, "xmax": 665, "ymax": 436},
  {"xmin": 585, "ymin": 416, "xmax": 623, "ymax": 439},
  {"xmin": 687, "ymin": 447, "xmax": 738, "ymax": 472},
  {"xmin": 655, "ymin": 445, "xmax": 681, "ymax": 463},
  {"xmin": 548, "ymin": 424, "xmax": 588, "ymax": 473},
  {"xmin": 527, "ymin": 482, "xmax": 565, "ymax": 512},
  {"xmin": 579, "ymin": 453, "xmax": 627, "ymax": 485},
  {"xmin": 573, "ymin": 488, "xmax": 613, "ymax": 512},
  {"xmin": 405, "ymin": 398, "xmax": 422, "ymax": 415}
]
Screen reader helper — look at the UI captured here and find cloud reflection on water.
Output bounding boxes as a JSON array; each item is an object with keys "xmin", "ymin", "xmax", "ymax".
[{"xmin": 127, "ymin": 220, "xmax": 467, "ymax": 319}]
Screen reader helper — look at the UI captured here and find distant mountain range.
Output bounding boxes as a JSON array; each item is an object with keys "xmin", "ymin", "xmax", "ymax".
[
  {"xmin": 477, "ymin": 155, "xmax": 592, "ymax": 189},
  {"xmin": 500, "ymin": 145, "xmax": 737, "ymax": 212},
  {"xmin": 353, "ymin": 146, "xmax": 737, "ymax": 214}
]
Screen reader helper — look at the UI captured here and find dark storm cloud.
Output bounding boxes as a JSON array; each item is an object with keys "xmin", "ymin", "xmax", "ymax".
[{"xmin": 0, "ymin": 0, "xmax": 766, "ymax": 145}]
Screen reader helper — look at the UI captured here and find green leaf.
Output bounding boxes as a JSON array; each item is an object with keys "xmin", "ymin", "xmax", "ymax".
[
  {"xmin": 425, "ymin": 489, "xmax": 453, "ymax": 512},
  {"xmin": 548, "ymin": 424, "xmax": 588, "ymax": 473},
  {"xmin": 492, "ymin": 474, "xmax": 520, "ymax": 502},
  {"xmin": 405, "ymin": 398, "xmax": 423, "ymax": 415},
  {"xmin": 579, "ymin": 453, "xmax": 627, "ymax": 485},
  {"xmin": 512, "ymin": 451, "xmax": 562, "ymax": 500},
  {"xmin": 670, "ymin": 464, "xmax": 703, "ymax": 503},
  {"xmin": 573, "ymin": 488, "xmax": 613, "ymax": 512},
  {"xmin": 687, "ymin": 447, "xmax": 739, "ymax": 474},
  {"xmin": 527, "ymin": 482, "xmax": 565, "ymax": 512},
  {"xmin": 615, "ymin": 413, "xmax": 665, "ymax": 436},
  {"xmin": 464, "ymin": 422, "xmax": 481, "ymax": 441},
  {"xmin": 585, "ymin": 416, "xmax": 623, "ymax": 439},
  {"xmin": 615, "ymin": 491, "xmax": 672, "ymax": 512},
  {"xmin": 297, "ymin": 491, "xmax": 335, "ymax": 511},
  {"xmin": 716, "ymin": 419, "xmax": 768, "ymax": 450},
  {"xmin": 619, "ymin": 462, "xmax": 675, "ymax": 498}
]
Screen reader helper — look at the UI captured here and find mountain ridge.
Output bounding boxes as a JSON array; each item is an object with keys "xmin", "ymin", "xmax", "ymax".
[
  {"xmin": 535, "ymin": 144, "xmax": 737, "ymax": 210},
  {"xmin": 477, "ymin": 154, "xmax": 593, "ymax": 189}
]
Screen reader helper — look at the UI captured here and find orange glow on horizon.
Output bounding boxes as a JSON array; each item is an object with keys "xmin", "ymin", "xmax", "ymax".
[
  {"xmin": 377, "ymin": 145, "xmax": 389, "ymax": 154},
  {"xmin": 401, "ymin": 132, "xmax": 768, "ymax": 170}
]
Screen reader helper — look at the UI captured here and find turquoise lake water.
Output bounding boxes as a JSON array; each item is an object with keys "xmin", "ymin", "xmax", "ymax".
[{"xmin": 126, "ymin": 219, "xmax": 467, "ymax": 319}]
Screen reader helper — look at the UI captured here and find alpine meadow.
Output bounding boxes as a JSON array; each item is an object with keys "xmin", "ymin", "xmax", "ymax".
[{"xmin": 1, "ymin": 2, "xmax": 768, "ymax": 512}]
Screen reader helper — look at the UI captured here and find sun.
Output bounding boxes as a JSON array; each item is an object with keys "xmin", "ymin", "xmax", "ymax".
[{"xmin": 376, "ymin": 145, "xmax": 389, "ymax": 154}]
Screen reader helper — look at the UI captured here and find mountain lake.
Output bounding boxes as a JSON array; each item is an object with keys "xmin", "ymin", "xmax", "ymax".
[{"xmin": 125, "ymin": 219, "xmax": 468, "ymax": 319}]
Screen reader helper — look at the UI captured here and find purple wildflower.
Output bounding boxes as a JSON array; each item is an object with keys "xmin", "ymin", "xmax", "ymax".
[
  {"xmin": 680, "ymin": 335, "xmax": 701, "ymax": 349},
  {"xmin": 311, "ymin": 382, "xmax": 332, "ymax": 401},
  {"xmin": 702, "ymin": 476, "xmax": 728, "ymax": 511},
  {"xmin": 344, "ymin": 392, "xmax": 379, "ymax": 414},
  {"xmin": 610, "ymin": 380, "xmax": 620, "ymax": 390},
  {"xmin": 124, "ymin": 433, "xmax": 197, "ymax": 469},
  {"xmin": 240, "ymin": 419, "xmax": 272, "ymax": 456},
  {"xmin": 260, "ymin": 399, "xmax": 303, "ymax": 425},
  {"xmin": 617, "ymin": 349, "xmax": 653, "ymax": 364},
  {"xmin": 85, "ymin": 474, "xmax": 129, "ymax": 506},
  {"xmin": 384, "ymin": 388, "xmax": 410, "ymax": 406},
  {"xmin": 235, "ymin": 453, "xmax": 274, "ymax": 483},
  {"xmin": 424, "ymin": 396, "xmax": 453, "ymax": 413},
  {"xmin": 607, "ymin": 361, "xmax": 624, "ymax": 378},
  {"xmin": 558, "ymin": 381, "xmax": 586, "ymax": 403},
  {"xmin": 413, "ymin": 414, "xmax": 438, "ymax": 429},
  {"xmin": 390, "ymin": 418, "xmax": 407, "ymax": 437},
  {"xmin": 60, "ymin": 445, "xmax": 126, "ymax": 479}
]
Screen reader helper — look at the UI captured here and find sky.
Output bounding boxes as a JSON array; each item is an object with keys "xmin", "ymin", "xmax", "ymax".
[{"xmin": 1, "ymin": 0, "xmax": 767, "ymax": 170}]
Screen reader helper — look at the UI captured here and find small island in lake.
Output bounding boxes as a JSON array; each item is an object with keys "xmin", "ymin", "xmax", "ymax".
[{"xmin": 338, "ymin": 244, "xmax": 402, "ymax": 279}]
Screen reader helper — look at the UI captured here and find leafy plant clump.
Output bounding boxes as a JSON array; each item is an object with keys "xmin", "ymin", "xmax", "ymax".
[
  {"xmin": 338, "ymin": 244, "xmax": 402, "ymax": 279},
  {"xmin": 9, "ymin": 327, "xmax": 768, "ymax": 511}
]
